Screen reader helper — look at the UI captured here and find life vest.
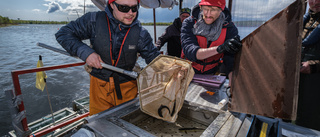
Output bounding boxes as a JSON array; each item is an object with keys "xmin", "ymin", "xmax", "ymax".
[
  {"xmin": 90, "ymin": 11, "xmax": 140, "ymax": 83},
  {"xmin": 192, "ymin": 28, "xmax": 227, "ymax": 73}
]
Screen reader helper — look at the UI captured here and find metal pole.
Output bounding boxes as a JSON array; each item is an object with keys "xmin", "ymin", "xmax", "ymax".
[
  {"xmin": 84, "ymin": 0, "xmax": 86, "ymax": 15},
  {"xmin": 5, "ymin": 90, "xmax": 30, "ymax": 136},
  {"xmin": 228, "ymin": 0, "xmax": 233, "ymax": 13},
  {"xmin": 153, "ymin": 8, "xmax": 157, "ymax": 44},
  {"xmin": 11, "ymin": 72, "xmax": 29, "ymax": 133},
  {"xmin": 30, "ymin": 112, "xmax": 89, "ymax": 137},
  {"xmin": 44, "ymin": 82, "xmax": 56, "ymax": 125},
  {"xmin": 37, "ymin": 43, "xmax": 138, "ymax": 79},
  {"xmin": 75, "ymin": 10, "xmax": 79, "ymax": 18},
  {"xmin": 179, "ymin": 0, "xmax": 183, "ymax": 12}
]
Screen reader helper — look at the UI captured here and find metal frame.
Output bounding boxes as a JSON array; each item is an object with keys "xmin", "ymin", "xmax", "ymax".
[
  {"xmin": 9, "ymin": 62, "xmax": 88, "ymax": 136},
  {"xmin": 86, "ymin": 97, "xmax": 230, "ymax": 137}
]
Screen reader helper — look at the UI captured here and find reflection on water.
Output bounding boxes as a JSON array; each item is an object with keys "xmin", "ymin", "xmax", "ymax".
[{"xmin": 0, "ymin": 24, "xmax": 254, "ymax": 135}]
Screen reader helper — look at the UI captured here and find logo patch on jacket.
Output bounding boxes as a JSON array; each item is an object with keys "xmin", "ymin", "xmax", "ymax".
[{"xmin": 128, "ymin": 45, "xmax": 136, "ymax": 50}]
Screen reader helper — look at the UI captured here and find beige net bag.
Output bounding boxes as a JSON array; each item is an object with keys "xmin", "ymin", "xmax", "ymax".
[{"xmin": 137, "ymin": 55, "xmax": 195, "ymax": 122}]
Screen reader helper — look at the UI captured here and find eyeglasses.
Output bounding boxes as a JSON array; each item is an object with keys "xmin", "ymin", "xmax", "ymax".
[
  {"xmin": 201, "ymin": 7, "xmax": 221, "ymax": 14},
  {"xmin": 113, "ymin": 2, "xmax": 139, "ymax": 13},
  {"xmin": 180, "ymin": 8, "xmax": 191, "ymax": 13}
]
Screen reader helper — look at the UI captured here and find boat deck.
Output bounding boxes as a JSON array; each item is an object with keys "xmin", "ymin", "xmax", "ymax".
[
  {"xmin": 77, "ymin": 80, "xmax": 320, "ymax": 137},
  {"xmin": 81, "ymin": 80, "xmax": 251, "ymax": 137}
]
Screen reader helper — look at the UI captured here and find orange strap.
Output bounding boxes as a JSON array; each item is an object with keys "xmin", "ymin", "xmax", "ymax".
[{"xmin": 106, "ymin": 15, "xmax": 131, "ymax": 66}]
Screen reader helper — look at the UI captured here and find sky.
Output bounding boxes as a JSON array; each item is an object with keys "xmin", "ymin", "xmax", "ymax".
[{"xmin": 0, "ymin": 0, "xmax": 298, "ymax": 23}]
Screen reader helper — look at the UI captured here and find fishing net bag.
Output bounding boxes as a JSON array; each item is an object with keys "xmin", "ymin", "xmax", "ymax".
[{"xmin": 137, "ymin": 55, "xmax": 195, "ymax": 122}]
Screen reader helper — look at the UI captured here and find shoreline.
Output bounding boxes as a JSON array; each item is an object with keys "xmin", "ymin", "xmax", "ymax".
[{"xmin": 0, "ymin": 24, "xmax": 18, "ymax": 27}]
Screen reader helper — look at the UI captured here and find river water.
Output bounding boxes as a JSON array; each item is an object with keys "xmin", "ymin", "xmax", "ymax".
[{"xmin": 0, "ymin": 24, "xmax": 254, "ymax": 135}]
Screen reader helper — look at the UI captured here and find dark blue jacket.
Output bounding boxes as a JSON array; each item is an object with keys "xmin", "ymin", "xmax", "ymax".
[
  {"xmin": 156, "ymin": 17, "xmax": 183, "ymax": 57},
  {"xmin": 55, "ymin": 5, "xmax": 160, "ymax": 66},
  {"xmin": 302, "ymin": 10, "xmax": 320, "ymax": 47},
  {"xmin": 181, "ymin": 4, "xmax": 239, "ymax": 74}
]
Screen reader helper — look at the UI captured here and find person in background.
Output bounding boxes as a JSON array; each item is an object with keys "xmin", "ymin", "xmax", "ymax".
[
  {"xmin": 155, "ymin": 8, "xmax": 191, "ymax": 57},
  {"xmin": 296, "ymin": 0, "xmax": 320, "ymax": 131},
  {"xmin": 180, "ymin": 0, "xmax": 242, "ymax": 85},
  {"xmin": 55, "ymin": 0, "xmax": 160, "ymax": 115}
]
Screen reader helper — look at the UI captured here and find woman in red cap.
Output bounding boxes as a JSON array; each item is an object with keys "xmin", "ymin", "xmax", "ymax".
[
  {"xmin": 181, "ymin": 0, "xmax": 241, "ymax": 86},
  {"xmin": 56, "ymin": 0, "xmax": 160, "ymax": 115}
]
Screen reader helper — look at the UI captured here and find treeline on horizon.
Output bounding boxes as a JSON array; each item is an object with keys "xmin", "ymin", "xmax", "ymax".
[
  {"xmin": 0, "ymin": 16, "xmax": 68, "ymax": 25},
  {"xmin": 0, "ymin": 16, "xmax": 68, "ymax": 26},
  {"xmin": 0, "ymin": 15, "xmax": 172, "ymax": 26},
  {"xmin": 1, "ymin": 15, "xmax": 265, "ymax": 27}
]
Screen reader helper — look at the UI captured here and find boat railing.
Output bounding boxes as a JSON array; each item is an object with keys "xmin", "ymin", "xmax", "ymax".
[{"xmin": 7, "ymin": 62, "xmax": 89, "ymax": 137}]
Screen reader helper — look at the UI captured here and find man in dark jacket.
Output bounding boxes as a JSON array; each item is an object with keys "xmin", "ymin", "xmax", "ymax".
[
  {"xmin": 55, "ymin": 0, "xmax": 160, "ymax": 115},
  {"xmin": 155, "ymin": 8, "xmax": 190, "ymax": 57},
  {"xmin": 181, "ymin": 0, "xmax": 241, "ymax": 85},
  {"xmin": 296, "ymin": 0, "xmax": 320, "ymax": 130}
]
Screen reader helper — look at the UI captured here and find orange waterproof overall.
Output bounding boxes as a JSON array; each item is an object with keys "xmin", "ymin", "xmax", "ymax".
[{"xmin": 89, "ymin": 75, "xmax": 138, "ymax": 115}]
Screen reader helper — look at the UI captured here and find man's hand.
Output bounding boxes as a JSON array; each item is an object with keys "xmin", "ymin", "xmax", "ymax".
[
  {"xmin": 300, "ymin": 61, "xmax": 311, "ymax": 74},
  {"xmin": 86, "ymin": 52, "xmax": 103, "ymax": 69},
  {"xmin": 217, "ymin": 35, "xmax": 242, "ymax": 54}
]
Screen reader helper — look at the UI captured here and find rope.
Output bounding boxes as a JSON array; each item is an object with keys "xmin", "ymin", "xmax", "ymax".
[{"xmin": 12, "ymin": 95, "xmax": 23, "ymax": 107}]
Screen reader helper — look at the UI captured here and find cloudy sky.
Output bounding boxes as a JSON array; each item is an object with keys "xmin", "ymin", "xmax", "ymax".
[{"xmin": 0, "ymin": 0, "xmax": 298, "ymax": 23}]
